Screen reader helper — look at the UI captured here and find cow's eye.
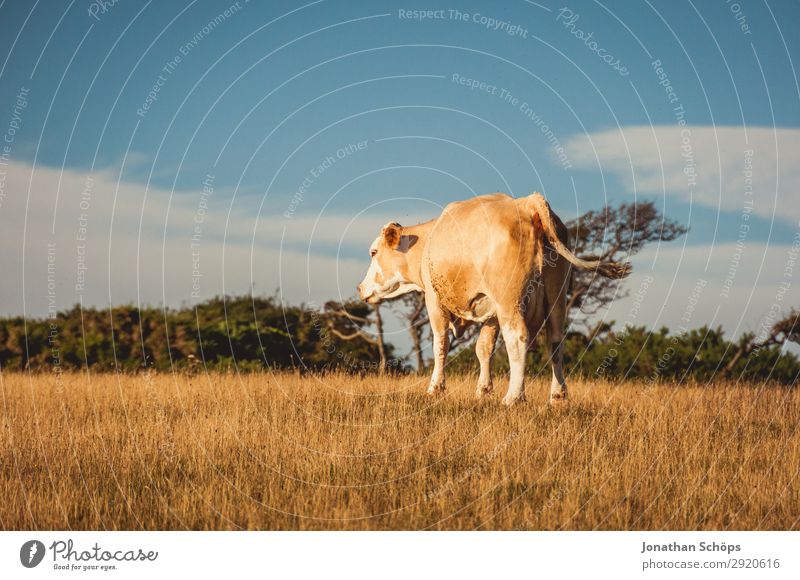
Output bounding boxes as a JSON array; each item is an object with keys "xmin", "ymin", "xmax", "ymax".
[{"xmin": 370, "ymin": 249, "xmax": 378, "ymax": 258}]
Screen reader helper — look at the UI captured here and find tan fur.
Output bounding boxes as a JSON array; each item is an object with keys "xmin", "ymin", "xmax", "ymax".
[
  {"xmin": 525, "ymin": 193, "xmax": 632, "ymax": 279},
  {"xmin": 358, "ymin": 192, "xmax": 631, "ymax": 404}
]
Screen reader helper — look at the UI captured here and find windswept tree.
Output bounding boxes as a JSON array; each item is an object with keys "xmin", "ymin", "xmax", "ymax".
[
  {"xmin": 322, "ymin": 300, "xmax": 391, "ymax": 373},
  {"xmin": 393, "ymin": 292, "xmax": 429, "ymax": 371},
  {"xmin": 564, "ymin": 200, "xmax": 687, "ymax": 330},
  {"xmin": 724, "ymin": 308, "xmax": 800, "ymax": 376}
]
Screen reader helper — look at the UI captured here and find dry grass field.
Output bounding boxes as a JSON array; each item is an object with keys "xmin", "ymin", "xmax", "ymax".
[{"xmin": 1, "ymin": 371, "xmax": 798, "ymax": 530}]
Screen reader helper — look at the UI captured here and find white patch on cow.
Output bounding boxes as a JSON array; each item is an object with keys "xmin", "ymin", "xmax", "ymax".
[
  {"xmin": 358, "ymin": 255, "xmax": 384, "ymax": 300},
  {"xmin": 381, "ymin": 281, "xmax": 423, "ymax": 299},
  {"xmin": 365, "ymin": 272, "xmax": 420, "ymax": 302},
  {"xmin": 358, "ymin": 235, "xmax": 421, "ymax": 302},
  {"xmin": 500, "ymin": 321, "xmax": 528, "ymax": 406}
]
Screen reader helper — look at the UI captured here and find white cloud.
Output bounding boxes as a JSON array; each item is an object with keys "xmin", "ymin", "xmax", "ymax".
[
  {"xmin": 0, "ymin": 160, "xmax": 386, "ymax": 317},
  {"xmin": 563, "ymin": 125, "xmax": 800, "ymax": 222}
]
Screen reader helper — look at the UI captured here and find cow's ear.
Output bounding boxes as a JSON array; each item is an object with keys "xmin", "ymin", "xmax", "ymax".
[{"xmin": 383, "ymin": 222, "xmax": 402, "ymax": 249}]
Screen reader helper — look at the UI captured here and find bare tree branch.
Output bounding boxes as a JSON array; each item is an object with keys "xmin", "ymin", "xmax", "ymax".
[
  {"xmin": 565, "ymin": 200, "xmax": 687, "ymax": 329},
  {"xmin": 326, "ymin": 326, "xmax": 377, "ymax": 344}
]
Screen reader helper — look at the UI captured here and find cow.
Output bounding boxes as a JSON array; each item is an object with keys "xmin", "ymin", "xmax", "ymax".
[{"xmin": 357, "ymin": 192, "xmax": 631, "ymax": 405}]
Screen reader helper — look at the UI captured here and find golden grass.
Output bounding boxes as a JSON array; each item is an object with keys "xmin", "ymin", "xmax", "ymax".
[{"xmin": 1, "ymin": 371, "xmax": 798, "ymax": 530}]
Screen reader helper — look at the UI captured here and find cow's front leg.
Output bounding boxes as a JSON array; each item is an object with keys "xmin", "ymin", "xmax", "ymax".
[
  {"xmin": 426, "ymin": 296, "xmax": 450, "ymax": 396},
  {"xmin": 499, "ymin": 312, "xmax": 529, "ymax": 406},
  {"xmin": 475, "ymin": 319, "xmax": 499, "ymax": 398}
]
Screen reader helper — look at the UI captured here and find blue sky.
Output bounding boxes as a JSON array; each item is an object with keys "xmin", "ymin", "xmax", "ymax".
[{"xmin": 0, "ymin": 0, "xmax": 798, "ymax": 350}]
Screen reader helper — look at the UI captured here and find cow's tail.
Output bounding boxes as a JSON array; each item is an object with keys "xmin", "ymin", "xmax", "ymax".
[{"xmin": 526, "ymin": 193, "xmax": 632, "ymax": 280}]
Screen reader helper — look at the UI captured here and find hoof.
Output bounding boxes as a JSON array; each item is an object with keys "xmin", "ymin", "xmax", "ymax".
[
  {"xmin": 426, "ymin": 384, "xmax": 446, "ymax": 397},
  {"xmin": 549, "ymin": 392, "xmax": 569, "ymax": 407},
  {"xmin": 502, "ymin": 393, "xmax": 526, "ymax": 406},
  {"xmin": 475, "ymin": 384, "xmax": 493, "ymax": 399}
]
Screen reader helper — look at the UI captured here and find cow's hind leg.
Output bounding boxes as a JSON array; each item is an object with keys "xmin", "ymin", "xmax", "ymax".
[
  {"xmin": 543, "ymin": 245, "xmax": 570, "ymax": 405},
  {"xmin": 548, "ymin": 335, "xmax": 568, "ymax": 404},
  {"xmin": 499, "ymin": 311, "xmax": 529, "ymax": 406},
  {"xmin": 475, "ymin": 319, "xmax": 499, "ymax": 398},
  {"xmin": 545, "ymin": 302, "xmax": 569, "ymax": 405},
  {"xmin": 426, "ymin": 292, "xmax": 450, "ymax": 396}
]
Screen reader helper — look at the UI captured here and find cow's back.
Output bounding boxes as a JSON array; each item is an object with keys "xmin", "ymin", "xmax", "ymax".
[{"xmin": 422, "ymin": 193, "xmax": 541, "ymax": 319}]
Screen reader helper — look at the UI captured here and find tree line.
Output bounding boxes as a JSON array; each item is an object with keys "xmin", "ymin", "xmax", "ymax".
[
  {"xmin": 0, "ymin": 297, "xmax": 394, "ymax": 374},
  {"xmin": 0, "ymin": 200, "xmax": 797, "ymax": 383},
  {"xmin": 448, "ymin": 322, "xmax": 800, "ymax": 384}
]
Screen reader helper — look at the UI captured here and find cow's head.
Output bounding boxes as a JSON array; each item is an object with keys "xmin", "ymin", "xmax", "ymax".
[{"xmin": 357, "ymin": 222, "xmax": 422, "ymax": 304}]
